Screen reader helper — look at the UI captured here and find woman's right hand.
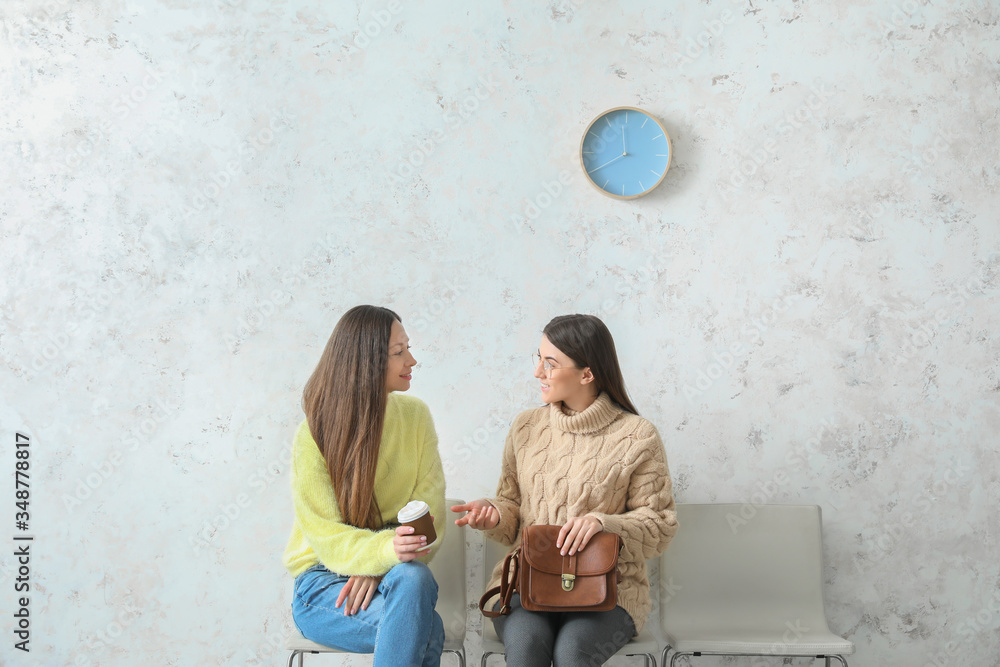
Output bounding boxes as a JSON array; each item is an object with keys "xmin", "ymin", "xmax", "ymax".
[
  {"xmin": 335, "ymin": 575, "xmax": 382, "ymax": 615},
  {"xmin": 451, "ymin": 499, "xmax": 500, "ymax": 530},
  {"xmin": 393, "ymin": 524, "xmax": 432, "ymax": 562}
]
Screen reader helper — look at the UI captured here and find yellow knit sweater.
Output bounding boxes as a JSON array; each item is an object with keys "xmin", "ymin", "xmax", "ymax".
[
  {"xmin": 283, "ymin": 393, "xmax": 446, "ymax": 578},
  {"xmin": 484, "ymin": 392, "xmax": 678, "ymax": 634}
]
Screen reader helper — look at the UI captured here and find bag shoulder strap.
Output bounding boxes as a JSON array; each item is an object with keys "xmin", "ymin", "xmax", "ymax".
[{"xmin": 479, "ymin": 547, "xmax": 520, "ymax": 618}]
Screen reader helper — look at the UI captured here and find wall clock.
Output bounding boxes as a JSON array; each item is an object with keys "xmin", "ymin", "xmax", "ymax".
[{"xmin": 580, "ymin": 106, "xmax": 672, "ymax": 199}]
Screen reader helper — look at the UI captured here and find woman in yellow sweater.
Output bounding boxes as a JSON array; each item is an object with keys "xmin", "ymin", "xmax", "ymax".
[
  {"xmin": 283, "ymin": 305, "xmax": 446, "ymax": 666},
  {"xmin": 454, "ymin": 314, "xmax": 678, "ymax": 666}
]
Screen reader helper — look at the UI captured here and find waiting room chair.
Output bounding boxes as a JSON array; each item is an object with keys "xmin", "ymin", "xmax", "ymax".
[
  {"xmin": 285, "ymin": 498, "xmax": 467, "ymax": 666},
  {"xmin": 659, "ymin": 503, "xmax": 854, "ymax": 667},
  {"xmin": 481, "ymin": 536, "xmax": 659, "ymax": 666}
]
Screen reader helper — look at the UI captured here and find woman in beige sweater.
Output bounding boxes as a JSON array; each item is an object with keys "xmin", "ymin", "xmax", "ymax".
[{"xmin": 453, "ymin": 314, "xmax": 678, "ymax": 666}]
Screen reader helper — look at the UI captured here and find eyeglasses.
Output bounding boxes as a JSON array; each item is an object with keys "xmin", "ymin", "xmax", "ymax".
[{"xmin": 531, "ymin": 352, "xmax": 575, "ymax": 377}]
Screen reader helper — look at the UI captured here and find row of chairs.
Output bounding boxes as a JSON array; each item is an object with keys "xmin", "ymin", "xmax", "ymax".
[{"xmin": 286, "ymin": 501, "xmax": 854, "ymax": 666}]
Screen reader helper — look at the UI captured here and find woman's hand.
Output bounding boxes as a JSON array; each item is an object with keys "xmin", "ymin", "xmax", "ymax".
[
  {"xmin": 393, "ymin": 523, "xmax": 432, "ymax": 562},
  {"xmin": 335, "ymin": 575, "xmax": 382, "ymax": 616},
  {"xmin": 557, "ymin": 515, "xmax": 604, "ymax": 556},
  {"xmin": 451, "ymin": 499, "xmax": 500, "ymax": 530}
]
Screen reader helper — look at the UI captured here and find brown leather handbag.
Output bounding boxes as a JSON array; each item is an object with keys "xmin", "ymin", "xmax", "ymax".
[{"xmin": 480, "ymin": 524, "xmax": 622, "ymax": 617}]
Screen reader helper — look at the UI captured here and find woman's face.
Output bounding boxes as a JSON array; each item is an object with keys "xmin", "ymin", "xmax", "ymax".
[
  {"xmin": 385, "ymin": 320, "xmax": 417, "ymax": 393},
  {"xmin": 534, "ymin": 335, "xmax": 593, "ymax": 406}
]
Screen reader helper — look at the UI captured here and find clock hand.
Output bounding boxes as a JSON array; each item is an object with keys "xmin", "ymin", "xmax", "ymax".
[
  {"xmin": 588, "ymin": 153, "xmax": 626, "ymax": 173},
  {"xmin": 622, "ymin": 126, "xmax": 627, "ymax": 154}
]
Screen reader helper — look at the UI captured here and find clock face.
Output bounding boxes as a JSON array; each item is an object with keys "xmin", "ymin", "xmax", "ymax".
[{"xmin": 580, "ymin": 107, "xmax": 671, "ymax": 199}]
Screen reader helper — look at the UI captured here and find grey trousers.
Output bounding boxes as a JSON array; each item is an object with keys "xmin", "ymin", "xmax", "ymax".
[{"xmin": 492, "ymin": 593, "xmax": 636, "ymax": 667}]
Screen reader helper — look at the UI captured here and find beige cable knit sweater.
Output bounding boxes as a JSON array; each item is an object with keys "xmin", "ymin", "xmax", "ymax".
[{"xmin": 484, "ymin": 392, "xmax": 678, "ymax": 634}]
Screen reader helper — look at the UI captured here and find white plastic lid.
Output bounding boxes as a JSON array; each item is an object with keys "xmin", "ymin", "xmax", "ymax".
[{"xmin": 397, "ymin": 500, "xmax": 429, "ymax": 523}]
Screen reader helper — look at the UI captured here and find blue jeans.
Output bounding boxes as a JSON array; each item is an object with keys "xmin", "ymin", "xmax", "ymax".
[{"xmin": 292, "ymin": 561, "xmax": 445, "ymax": 667}]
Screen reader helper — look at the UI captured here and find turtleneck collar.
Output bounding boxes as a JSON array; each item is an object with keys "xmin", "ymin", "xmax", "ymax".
[{"xmin": 549, "ymin": 392, "xmax": 621, "ymax": 434}]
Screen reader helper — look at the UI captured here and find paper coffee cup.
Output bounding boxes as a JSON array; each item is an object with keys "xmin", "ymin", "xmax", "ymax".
[{"xmin": 397, "ymin": 500, "xmax": 436, "ymax": 545}]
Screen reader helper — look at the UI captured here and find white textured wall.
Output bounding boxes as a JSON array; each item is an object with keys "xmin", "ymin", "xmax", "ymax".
[{"xmin": 2, "ymin": 0, "xmax": 998, "ymax": 664}]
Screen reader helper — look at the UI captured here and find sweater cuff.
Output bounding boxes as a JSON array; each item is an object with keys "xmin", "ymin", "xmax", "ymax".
[
  {"xmin": 379, "ymin": 529, "xmax": 401, "ymax": 573},
  {"xmin": 483, "ymin": 498, "xmax": 518, "ymax": 545},
  {"xmin": 586, "ymin": 512, "xmax": 617, "ymax": 535}
]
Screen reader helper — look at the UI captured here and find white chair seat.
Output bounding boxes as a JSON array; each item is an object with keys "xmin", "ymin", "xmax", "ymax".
[
  {"xmin": 483, "ymin": 618, "xmax": 660, "ymax": 656},
  {"xmin": 623, "ymin": 627, "xmax": 660, "ymax": 655},
  {"xmin": 664, "ymin": 622, "xmax": 854, "ymax": 655},
  {"xmin": 482, "ymin": 620, "xmax": 659, "ymax": 662},
  {"xmin": 660, "ymin": 504, "xmax": 854, "ymax": 666},
  {"xmin": 286, "ymin": 635, "xmax": 334, "ymax": 653},
  {"xmin": 287, "ymin": 629, "xmax": 467, "ymax": 653},
  {"xmin": 444, "ymin": 636, "xmax": 466, "ymax": 653}
]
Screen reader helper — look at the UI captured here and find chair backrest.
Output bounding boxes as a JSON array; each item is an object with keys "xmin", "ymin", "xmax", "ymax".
[
  {"xmin": 428, "ymin": 498, "xmax": 467, "ymax": 640},
  {"xmin": 659, "ymin": 503, "xmax": 834, "ymax": 631},
  {"xmin": 484, "ymin": 535, "xmax": 510, "ymax": 585}
]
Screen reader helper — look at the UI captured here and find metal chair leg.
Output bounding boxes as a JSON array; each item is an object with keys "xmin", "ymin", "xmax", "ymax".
[
  {"xmin": 442, "ymin": 647, "xmax": 466, "ymax": 667},
  {"xmin": 627, "ymin": 651, "xmax": 655, "ymax": 667},
  {"xmin": 820, "ymin": 656, "xmax": 849, "ymax": 667},
  {"xmin": 670, "ymin": 650, "xmax": 694, "ymax": 667},
  {"xmin": 481, "ymin": 650, "xmax": 498, "ymax": 667}
]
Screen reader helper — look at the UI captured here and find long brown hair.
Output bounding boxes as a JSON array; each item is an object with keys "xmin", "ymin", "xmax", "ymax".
[
  {"xmin": 542, "ymin": 314, "xmax": 639, "ymax": 415},
  {"xmin": 302, "ymin": 305, "xmax": 399, "ymax": 530}
]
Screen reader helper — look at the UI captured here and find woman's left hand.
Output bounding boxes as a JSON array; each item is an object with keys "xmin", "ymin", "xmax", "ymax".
[
  {"xmin": 557, "ymin": 515, "xmax": 604, "ymax": 556},
  {"xmin": 335, "ymin": 575, "xmax": 383, "ymax": 616}
]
